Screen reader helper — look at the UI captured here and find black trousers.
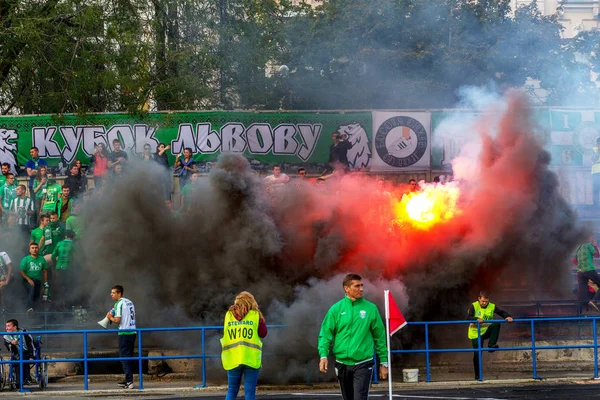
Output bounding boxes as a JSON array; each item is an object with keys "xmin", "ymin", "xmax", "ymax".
[
  {"xmin": 334, "ymin": 360, "xmax": 374, "ymax": 400},
  {"xmin": 578, "ymin": 270, "xmax": 600, "ymax": 311},
  {"xmin": 118, "ymin": 334, "xmax": 136, "ymax": 383},
  {"xmin": 472, "ymin": 323, "xmax": 501, "ymax": 379}
]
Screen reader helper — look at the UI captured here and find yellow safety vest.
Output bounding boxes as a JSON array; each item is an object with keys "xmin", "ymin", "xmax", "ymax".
[
  {"xmin": 468, "ymin": 301, "xmax": 495, "ymax": 339},
  {"xmin": 221, "ymin": 310, "xmax": 262, "ymax": 370}
]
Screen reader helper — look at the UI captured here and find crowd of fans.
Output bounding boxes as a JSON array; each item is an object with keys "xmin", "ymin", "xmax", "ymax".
[
  {"xmin": 0, "ymin": 140, "xmax": 176, "ymax": 314},
  {"xmin": 0, "ymin": 134, "xmax": 448, "ymax": 314}
]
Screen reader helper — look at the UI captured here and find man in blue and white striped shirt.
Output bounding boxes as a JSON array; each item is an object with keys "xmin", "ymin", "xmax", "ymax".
[{"xmin": 105, "ymin": 285, "xmax": 136, "ymax": 389}]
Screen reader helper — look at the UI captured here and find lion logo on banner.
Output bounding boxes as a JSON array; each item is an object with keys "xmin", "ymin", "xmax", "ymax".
[
  {"xmin": 0, "ymin": 128, "xmax": 18, "ymax": 175},
  {"xmin": 337, "ymin": 122, "xmax": 371, "ymax": 169}
]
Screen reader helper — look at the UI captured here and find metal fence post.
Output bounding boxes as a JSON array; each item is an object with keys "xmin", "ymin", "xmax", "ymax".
[
  {"xmin": 201, "ymin": 328, "xmax": 207, "ymax": 388},
  {"xmin": 593, "ymin": 317, "xmax": 598, "ymax": 379},
  {"xmin": 530, "ymin": 319, "xmax": 541, "ymax": 379},
  {"xmin": 83, "ymin": 331, "xmax": 89, "ymax": 390},
  {"xmin": 19, "ymin": 333, "xmax": 24, "ymax": 392},
  {"xmin": 477, "ymin": 323, "xmax": 483, "ymax": 381},
  {"xmin": 138, "ymin": 330, "xmax": 144, "ymax": 390},
  {"xmin": 425, "ymin": 323, "xmax": 431, "ymax": 382}
]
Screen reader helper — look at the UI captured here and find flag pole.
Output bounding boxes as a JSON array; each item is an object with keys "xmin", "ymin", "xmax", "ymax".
[{"xmin": 384, "ymin": 290, "xmax": 392, "ymax": 400}]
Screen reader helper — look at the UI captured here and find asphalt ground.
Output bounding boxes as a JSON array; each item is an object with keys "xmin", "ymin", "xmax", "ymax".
[{"xmin": 4, "ymin": 378, "xmax": 600, "ymax": 399}]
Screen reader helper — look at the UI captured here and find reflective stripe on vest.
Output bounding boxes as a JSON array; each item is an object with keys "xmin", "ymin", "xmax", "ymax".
[
  {"xmin": 220, "ymin": 310, "xmax": 262, "ymax": 370},
  {"xmin": 468, "ymin": 301, "xmax": 495, "ymax": 339}
]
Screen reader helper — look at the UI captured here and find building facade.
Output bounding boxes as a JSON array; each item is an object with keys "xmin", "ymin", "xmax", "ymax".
[{"xmin": 512, "ymin": 0, "xmax": 599, "ymax": 37}]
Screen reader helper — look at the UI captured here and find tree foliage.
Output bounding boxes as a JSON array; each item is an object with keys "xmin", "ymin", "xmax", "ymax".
[{"xmin": 0, "ymin": 0, "xmax": 598, "ymax": 114}]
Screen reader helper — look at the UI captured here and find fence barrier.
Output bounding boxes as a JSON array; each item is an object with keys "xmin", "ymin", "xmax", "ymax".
[{"xmin": 2, "ymin": 316, "xmax": 600, "ymax": 392}]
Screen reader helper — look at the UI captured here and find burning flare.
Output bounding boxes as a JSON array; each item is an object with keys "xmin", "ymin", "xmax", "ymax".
[{"xmin": 394, "ymin": 183, "xmax": 461, "ymax": 230}]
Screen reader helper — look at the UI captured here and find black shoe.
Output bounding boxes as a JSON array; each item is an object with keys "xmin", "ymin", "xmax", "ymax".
[
  {"xmin": 117, "ymin": 380, "xmax": 127, "ymax": 387},
  {"xmin": 23, "ymin": 378, "xmax": 34, "ymax": 385},
  {"xmin": 488, "ymin": 344, "xmax": 499, "ymax": 353}
]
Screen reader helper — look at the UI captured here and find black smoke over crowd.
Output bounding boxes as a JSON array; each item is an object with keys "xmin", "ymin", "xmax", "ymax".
[{"xmin": 59, "ymin": 91, "xmax": 585, "ymax": 383}]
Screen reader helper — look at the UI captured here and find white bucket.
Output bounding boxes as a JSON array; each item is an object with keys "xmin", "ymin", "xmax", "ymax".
[{"xmin": 402, "ymin": 368, "xmax": 419, "ymax": 383}]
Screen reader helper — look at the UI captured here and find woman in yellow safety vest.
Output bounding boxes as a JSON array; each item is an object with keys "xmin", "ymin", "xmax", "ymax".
[{"xmin": 221, "ymin": 291, "xmax": 268, "ymax": 400}]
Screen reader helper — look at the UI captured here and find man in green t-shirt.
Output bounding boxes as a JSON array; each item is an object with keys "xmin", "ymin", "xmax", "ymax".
[
  {"xmin": 30, "ymin": 214, "xmax": 50, "ymax": 249},
  {"xmin": 0, "ymin": 173, "xmax": 17, "ymax": 213},
  {"xmin": 0, "ymin": 163, "xmax": 9, "ymax": 187},
  {"xmin": 40, "ymin": 173, "xmax": 62, "ymax": 214},
  {"xmin": 51, "ymin": 230, "xmax": 76, "ymax": 309},
  {"xmin": 179, "ymin": 172, "xmax": 200, "ymax": 213},
  {"xmin": 66, "ymin": 202, "xmax": 82, "ymax": 239},
  {"xmin": 19, "ymin": 243, "xmax": 48, "ymax": 313},
  {"xmin": 576, "ymin": 236, "xmax": 600, "ymax": 312}
]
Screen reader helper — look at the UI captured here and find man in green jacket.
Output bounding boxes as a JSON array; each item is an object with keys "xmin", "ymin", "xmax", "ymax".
[{"xmin": 318, "ymin": 273, "xmax": 388, "ymax": 400}]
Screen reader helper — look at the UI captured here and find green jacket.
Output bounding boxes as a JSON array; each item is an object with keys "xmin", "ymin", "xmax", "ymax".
[{"xmin": 318, "ymin": 296, "xmax": 388, "ymax": 365}]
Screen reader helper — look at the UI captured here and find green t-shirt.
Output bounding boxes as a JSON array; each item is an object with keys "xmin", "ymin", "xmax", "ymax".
[
  {"xmin": 0, "ymin": 175, "xmax": 5, "ymax": 187},
  {"xmin": 33, "ymin": 178, "xmax": 48, "ymax": 200},
  {"xmin": 19, "ymin": 255, "xmax": 47, "ymax": 281},
  {"xmin": 577, "ymin": 242, "xmax": 597, "ymax": 272},
  {"xmin": 66, "ymin": 215, "xmax": 81, "ymax": 238},
  {"xmin": 30, "ymin": 227, "xmax": 44, "ymax": 246},
  {"xmin": 42, "ymin": 183, "xmax": 62, "ymax": 211},
  {"xmin": 1, "ymin": 183, "xmax": 17, "ymax": 209},
  {"xmin": 180, "ymin": 184, "xmax": 199, "ymax": 211},
  {"xmin": 52, "ymin": 239, "xmax": 75, "ymax": 270}
]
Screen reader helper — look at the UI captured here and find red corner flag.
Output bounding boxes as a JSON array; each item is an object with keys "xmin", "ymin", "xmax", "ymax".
[{"xmin": 385, "ymin": 290, "xmax": 407, "ymax": 336}]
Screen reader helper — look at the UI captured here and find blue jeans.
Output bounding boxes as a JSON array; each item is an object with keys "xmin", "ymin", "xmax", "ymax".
[
  {"xmin": 22, "ymin": 278, "xmax": 41, "ymax": 310},
  {"xmin": 226, "ymin": 365, "xmax": 260, "ymax": 400},
  {"xmin": 118, "ymin": 334, "xmax": 136, "ymax": 383}
]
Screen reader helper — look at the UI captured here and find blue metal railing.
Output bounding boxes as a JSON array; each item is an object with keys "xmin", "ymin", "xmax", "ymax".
[
  {"xmin": 393, "ymin": 316, "xmax": 600, "ymax": 382},
  {"xmin": 0, "ymin": 326, "xmax": 224, "ymax": 392},
  {"xmin": 3, "ymin": 317, "xmax": 600, "ymax": 392}
]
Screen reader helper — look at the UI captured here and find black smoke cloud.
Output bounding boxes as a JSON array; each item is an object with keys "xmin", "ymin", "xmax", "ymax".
[{"xmin": 67, "ymin": 92, "xmax": 585, "ymax": 382}]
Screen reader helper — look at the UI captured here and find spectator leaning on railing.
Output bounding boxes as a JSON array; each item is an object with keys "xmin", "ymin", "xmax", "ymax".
[{"xmin": 25, "ymin": 147, "xmax": 48, "ymax": 199}]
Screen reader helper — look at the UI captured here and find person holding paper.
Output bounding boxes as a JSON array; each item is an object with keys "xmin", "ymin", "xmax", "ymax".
[{"xmin": 318, "ymin": 273, "xmax": 388, "ymax": 400}]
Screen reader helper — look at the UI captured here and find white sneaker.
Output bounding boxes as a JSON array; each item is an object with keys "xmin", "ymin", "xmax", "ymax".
[{"xmin": 123, "ymin": 382, "xmax": 134, "ymax": 389}]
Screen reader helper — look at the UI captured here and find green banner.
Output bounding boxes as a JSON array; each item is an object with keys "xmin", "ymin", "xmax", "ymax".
[{"xmin": 0, "ymin": 112, "xmax": 373, "ymax": 174}]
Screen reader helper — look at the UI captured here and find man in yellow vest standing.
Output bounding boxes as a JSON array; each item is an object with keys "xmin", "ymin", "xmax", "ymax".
[
  {"xmin": 221, "ymin": 291, "xmax": 268, "ymax": 400},
  {"xmin": 467, "ymin": 291, "xmax": 513, "ymax": 380}
]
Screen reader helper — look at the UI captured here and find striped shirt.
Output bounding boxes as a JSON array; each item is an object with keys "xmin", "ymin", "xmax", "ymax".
[
  {"xmin": 9, "ymin": 196, "xmax": 34, "ymax": 226},
  {"xmin": 113, "ymin": 297, "xmax": 136, "ymax": 335},
  {"xmin": 0, "ymin": 252, "xmax": 11, "ymax": 282}
]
